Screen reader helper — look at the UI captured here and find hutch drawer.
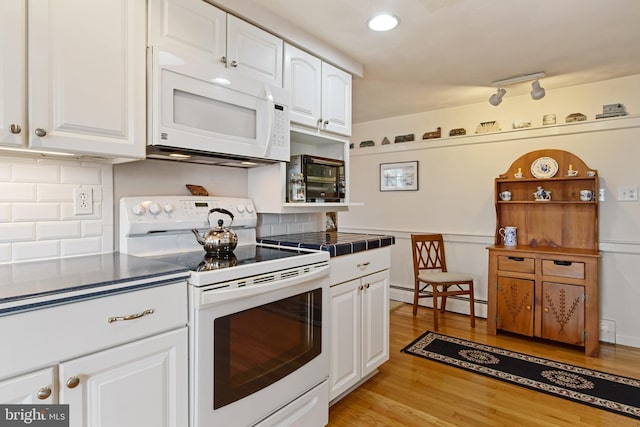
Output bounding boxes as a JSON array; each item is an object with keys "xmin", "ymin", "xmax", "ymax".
[
  {"xmin": 498, "ymin": 255, "xmax": 535, "ymax": 274},
  {"xmin": 542, "ymin": 259, "xmax": 585, "ymax": 279}
]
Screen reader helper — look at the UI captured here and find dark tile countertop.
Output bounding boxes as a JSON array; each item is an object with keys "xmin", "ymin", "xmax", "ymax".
[
  {"xmin": 0, "ymin": 253, "xmax": 189, "ymax": 317},
  {"xmin": 258, "ymin": 232, "xmax": 395, "ymax": 257}
]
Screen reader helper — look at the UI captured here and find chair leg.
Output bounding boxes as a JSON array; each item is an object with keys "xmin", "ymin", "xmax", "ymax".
[
  {"xmin": 432, "ymin": 287, "xmax": 439, "ymax": 331},
  {"xmin": 413, "ymin": 280, "xmax": 419, "ymax": 316},
  {"xmin": 469, "ymin": 283, "xmax": 476, "ymax": 328}
]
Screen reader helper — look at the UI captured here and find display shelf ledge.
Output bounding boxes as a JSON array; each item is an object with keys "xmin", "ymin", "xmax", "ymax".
[{"xmin": 351, "ymin": 114, "xmax": 640, "ymax": 156}]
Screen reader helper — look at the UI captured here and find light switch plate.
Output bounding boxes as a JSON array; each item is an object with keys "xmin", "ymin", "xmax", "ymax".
[{"xmin": 618, "ymin": 185, "xmax": 639, "ymax": 201}]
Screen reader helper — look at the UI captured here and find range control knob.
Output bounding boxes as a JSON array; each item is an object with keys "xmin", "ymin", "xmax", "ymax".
[
  {"xmin": 164, "ymin": 203, "xmax": 175, "ymax": 215},
  {"xmin": 246, "ymin": 204, "xmax": 255, "ymax": 213},
  {"xmin": 131, "ymin": 204, "xmax": 146, "ymax": 216},
  {"xmin": 236, "ymin": 204, "xmax": 245, "ymax": 213},
  {"xmin": 148, "ymin": 203, "xmax": 161, "ymax": 216}
]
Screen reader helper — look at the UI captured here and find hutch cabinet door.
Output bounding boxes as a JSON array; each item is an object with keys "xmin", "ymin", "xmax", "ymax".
[
  {"xmin": 541, "ymin": 282, "xmax": 585, "ymax": 346},
  {"xmin": 497, "ymin": 277, "xmax": 534, "ymax": 336}
]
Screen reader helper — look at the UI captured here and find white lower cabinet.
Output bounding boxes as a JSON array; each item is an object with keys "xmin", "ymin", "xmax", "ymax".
[
  {"xmin": 0, "ymin": 367, "xmax": 56, "ymax": 404},
  {"xmin": 329, "ymin": 265, "xmax": 389, "ymax": 401},
  {"xmin": 0, "ymin": 282, "xmax": 188, "ymax": 426},
  {"xmin": 0, "ymin": 328, "xmax": 187, "ymax": 427},
  {"xmin": 61, "ymin": 328, "xmax": 187, "ymax": 427}
]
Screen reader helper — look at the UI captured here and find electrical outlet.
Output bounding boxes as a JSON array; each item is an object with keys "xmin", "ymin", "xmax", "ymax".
[
  {"xmin": 74, "ymin": 187, "xmax": 93, "ymax": 215},
  {"xmin": 599, "ymin": 188, "xmax": 605, "ymax": 202},
  {"xmin": 618, "ymin": 185, "xmax": 639, "ymax": 201}
]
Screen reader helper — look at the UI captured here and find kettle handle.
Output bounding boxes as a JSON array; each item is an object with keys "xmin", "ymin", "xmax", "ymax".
[{"xmin": 207, "ymin": 208, "xmax": 234, "ymax": 226}]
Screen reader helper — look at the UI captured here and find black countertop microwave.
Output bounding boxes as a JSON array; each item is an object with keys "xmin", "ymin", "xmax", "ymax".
[{"xmin": 287, "ymin": 155, "xmax": 345, "ymax": 202}]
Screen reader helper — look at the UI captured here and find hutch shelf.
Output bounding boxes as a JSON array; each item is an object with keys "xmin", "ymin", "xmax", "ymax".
[{"xmin": 486, "ymin": 149, "xmax": 600, "ymax": 356}]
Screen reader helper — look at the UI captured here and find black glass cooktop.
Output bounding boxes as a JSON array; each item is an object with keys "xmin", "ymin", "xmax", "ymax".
[{"xmin": 149, "ymin": 245, "xmax": 307, "ymax": 272}]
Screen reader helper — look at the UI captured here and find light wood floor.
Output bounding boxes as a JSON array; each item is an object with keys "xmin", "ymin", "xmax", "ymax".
[{"xmin": 328, "ymin": 303, "xmax": 640, "ymax": 426}]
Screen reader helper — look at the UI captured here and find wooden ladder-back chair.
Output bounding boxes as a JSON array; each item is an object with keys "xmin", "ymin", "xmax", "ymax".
[{"xmin": 411, "ymin": 234, "xmax": 475, "ymax": 331}]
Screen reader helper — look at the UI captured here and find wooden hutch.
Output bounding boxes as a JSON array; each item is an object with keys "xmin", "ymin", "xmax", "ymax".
[{"xmin": 486, "ymin": 149, "xmax": 600, "ymax": 356}]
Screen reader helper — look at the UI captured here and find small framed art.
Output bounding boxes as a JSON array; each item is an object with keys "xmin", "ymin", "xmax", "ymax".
[{"xmin": 380, "ymin": 161, "xmax": 418, "ymax": 191}]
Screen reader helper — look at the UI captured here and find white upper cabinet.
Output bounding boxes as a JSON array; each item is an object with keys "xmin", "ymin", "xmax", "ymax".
[
  {"xmin": 149, "ymin": 0, "xmax": 283, "ymax": 87},
  {"xmin": 24, "ymin": 0, "xmax": 146, "ymax": 158},
  {"xmin": 0, "ymin": 1, "xmax": 26, "ymax": 147},
  {"xmin": 284, "ymin": 44, "xmax": 352, "ymax": 136},
  {"xmin": 148, "ymin": 0, "xmax": 227, "ymax": 63},
  {"xmin": 321, "ymin": 62, "xmax": 352, "ymax": 136}
]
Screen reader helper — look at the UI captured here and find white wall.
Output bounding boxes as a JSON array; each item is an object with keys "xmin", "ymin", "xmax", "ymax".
[{"xmin": 340, "ymin": 75, "xmax": 640, "ymax": 347}]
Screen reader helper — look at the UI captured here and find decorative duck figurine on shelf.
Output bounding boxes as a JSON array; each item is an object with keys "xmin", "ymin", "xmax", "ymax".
[{"xmin": 533, "ymin": 186, "xmax": 551, "ymax": 201}]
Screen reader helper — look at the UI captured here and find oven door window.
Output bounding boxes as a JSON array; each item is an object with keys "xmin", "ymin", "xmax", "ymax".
[{"xmin": 213, "ymin": 288, "xmax": 322, "ymax": 409}]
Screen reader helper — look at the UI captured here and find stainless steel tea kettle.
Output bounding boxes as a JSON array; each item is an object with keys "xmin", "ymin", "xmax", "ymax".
[{"xmin": 192, "ymin": 208, "xmax": 238, "ymax": 254}]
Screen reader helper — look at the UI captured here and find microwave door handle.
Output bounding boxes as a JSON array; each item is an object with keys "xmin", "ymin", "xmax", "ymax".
[{"xmin": 263, "ymin": 84, "xmax": 275, "ymax": 157}]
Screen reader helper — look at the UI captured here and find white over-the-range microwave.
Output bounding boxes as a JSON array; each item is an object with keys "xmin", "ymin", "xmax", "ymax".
[{"xmin": 146, "ymin": 47, "xmax": 290, "ymax": 167}]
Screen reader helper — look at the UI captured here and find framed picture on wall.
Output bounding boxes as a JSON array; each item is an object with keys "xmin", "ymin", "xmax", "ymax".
[{"xmin": 380, "ymin": 161, "xmax": 419, "ymax": 191}]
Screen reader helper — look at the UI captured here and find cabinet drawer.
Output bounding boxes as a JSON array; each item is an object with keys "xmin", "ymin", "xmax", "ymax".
[
  {"xmin": 542, "ymin": 259, "xmax": 585, "ymax": 279},
  {"xmin": 498, "ymin": 255, "xmax": 535, "ymax": 274},
  {"xmin": 330, "ymin": 247, "xmax": 390, "ymax": 286},
  {"xmin": 1, "ymin": 281, "xmax": 187, "ymax": 380}
]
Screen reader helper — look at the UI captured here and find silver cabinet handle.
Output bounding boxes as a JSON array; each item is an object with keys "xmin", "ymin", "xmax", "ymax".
[
  {"xmin": 37, "ymin": 386, "xmax": 52, "ymax": 400},
  {"xmin": 66, "ymin": 376, "xmax": 80, "ymax": 389},
  {"xmin": 357, "ymin": 262, "xmax": 370, "ymax": 268},
  {"xmin": 34, "ymin": 128, "xmax": 47, "ymax": 137},
  {"xmin": 229, "ymin": 60, "xmax": 238, "ymax": 67},
  {"xmin": 9, "ymin": 124, "xmax": 21, "ymax": 134},
  {"xmin": 108, "ymin": 308, "xmax": 155, "ymax": 324}
]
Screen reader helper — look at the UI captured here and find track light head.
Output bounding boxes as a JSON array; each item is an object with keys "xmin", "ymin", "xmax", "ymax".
[
  {"xmin": 531, "ymin": 80, "xmax": 546, "ymax": 100},
  {"xmin": 489, "ymin": 88, "xmax": 506, "ymax": 106}
]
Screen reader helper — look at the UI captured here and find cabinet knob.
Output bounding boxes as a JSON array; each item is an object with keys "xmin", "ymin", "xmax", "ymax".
[
  {"xmin": 37, "ymin": 386, "xmax": 52, "ymax": 400},
  {"xmin": 358, "ymin": 285, "xmax": 364, "ymax": 291},
  {"xmin": 220, "ymin": 56, "xmax": 227, "ymax": 64},
  {"xmin": 323, "ymin": 119, "xmax": 329, "ymax": 126},
  {"xmin": 526, "ymin": 305, "xmax": 531, "ymax": 311},
  {"xmin": 365, "ymin": 283, "xmax": 370, "ymax": 289},
  {"xmin": 34, "ymin": 128, "xmax": 47, "ymax": 137},
  {"xmin": 9, "ymin": 123, "xmax": 21, "ymax": 134},
  {"xmin": 230, "ymin": 60, "xmax": 238, "ymax": 68},
  {"xmin": 66, "ymin": 376, "xmax": 80, "ymax": 389},
  {"xmin": 543, "ymin": 307, "xmax": 549, "ymax": 312}
]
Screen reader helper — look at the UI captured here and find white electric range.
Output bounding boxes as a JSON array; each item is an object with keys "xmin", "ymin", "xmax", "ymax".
[{"xmin": 119, "ymin": 196, "xmax": 330, "ymax": 427}]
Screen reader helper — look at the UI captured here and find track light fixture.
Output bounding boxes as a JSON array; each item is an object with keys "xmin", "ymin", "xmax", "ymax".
[
  {"xmin": 489, "ymin": 88, "xmax": 506, "ymax": 106},
  {"xmin": 530, "ymin": 79, "xmax": 546, "ymax": 100},
  {"xmin": 489, "ymin": 72, "xmax": 546, "ymax": 106}
]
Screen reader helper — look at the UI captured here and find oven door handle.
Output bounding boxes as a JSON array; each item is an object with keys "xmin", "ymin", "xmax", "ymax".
[{"xmin": 198, "ymin": 263, "xmax": 329, "ymax": 307}]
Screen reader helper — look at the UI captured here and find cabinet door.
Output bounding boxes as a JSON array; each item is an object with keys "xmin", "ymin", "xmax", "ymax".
[
  {"xmin": 0, "ymin": 367, "xmax": 56, "ymax": 404},
  {"xmin": 284, "ymin": 44, "xmax": 322, "ymax": 128},
  {"xmin": 541, "ymin": 282, "xmax": 585, "ymax": 346},
  {"xmin": 329, "ymin": 278, "xmax": 360, "ymax": 400},
  {"xmin": 227, "ymin": 15, "xmax": 283, "ymax": 86},
  {"xmin": 148, "ymin": 0, "xmax": 226, "ymax": 63},
  {"xmin": 27, "ymin": 0, "xmax": 146, "ymax": 158},
  {"xmin": 321, "ymin": 62, "xmax": 352, "ymax": 136},
  {"xmin": 361, "ymin": 271, "xmax": 389, "ymax": 377},
  {"xmin": 0, "ymin": 0, "xmax": 26, "ymax": 147},
  {"xmin": 59, "ymin": 328, "xmax": 188, "ymax": 427},
  {"xmin": 496, "ymin": 277, "xmax": 534, "ymax": 336}
]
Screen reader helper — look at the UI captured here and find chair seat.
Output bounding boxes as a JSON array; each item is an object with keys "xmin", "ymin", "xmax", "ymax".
[{"xmin": 418, "ymin": 271, "xmax": 474, "ymax": 283}]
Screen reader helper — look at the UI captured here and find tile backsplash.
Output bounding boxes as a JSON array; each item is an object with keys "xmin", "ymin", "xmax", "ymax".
[{"xmin": 0, "ymin": 155, "xmax": 113, "ymax": 264}]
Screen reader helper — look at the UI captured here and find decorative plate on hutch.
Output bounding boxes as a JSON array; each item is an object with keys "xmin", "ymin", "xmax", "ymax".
[{"xmin": 530, "ymin": 157, "xmax": 558, "ymax": 179}]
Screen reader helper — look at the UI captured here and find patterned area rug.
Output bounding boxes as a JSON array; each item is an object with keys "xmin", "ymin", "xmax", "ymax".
[{"xmin": 402, "ymin": 331, "xmax": 640, "ymax": 420}]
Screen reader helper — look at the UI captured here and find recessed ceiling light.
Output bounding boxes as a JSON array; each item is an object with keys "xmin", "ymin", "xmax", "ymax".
[{"xmin": 367, "ymin": 14, "xmax": 399, "ymax": 32}]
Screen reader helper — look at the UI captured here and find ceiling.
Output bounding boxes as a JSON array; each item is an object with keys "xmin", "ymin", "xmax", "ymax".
[{"xmin": 251, "ymin": 0, "xmax": 640, "ymax": 123}]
